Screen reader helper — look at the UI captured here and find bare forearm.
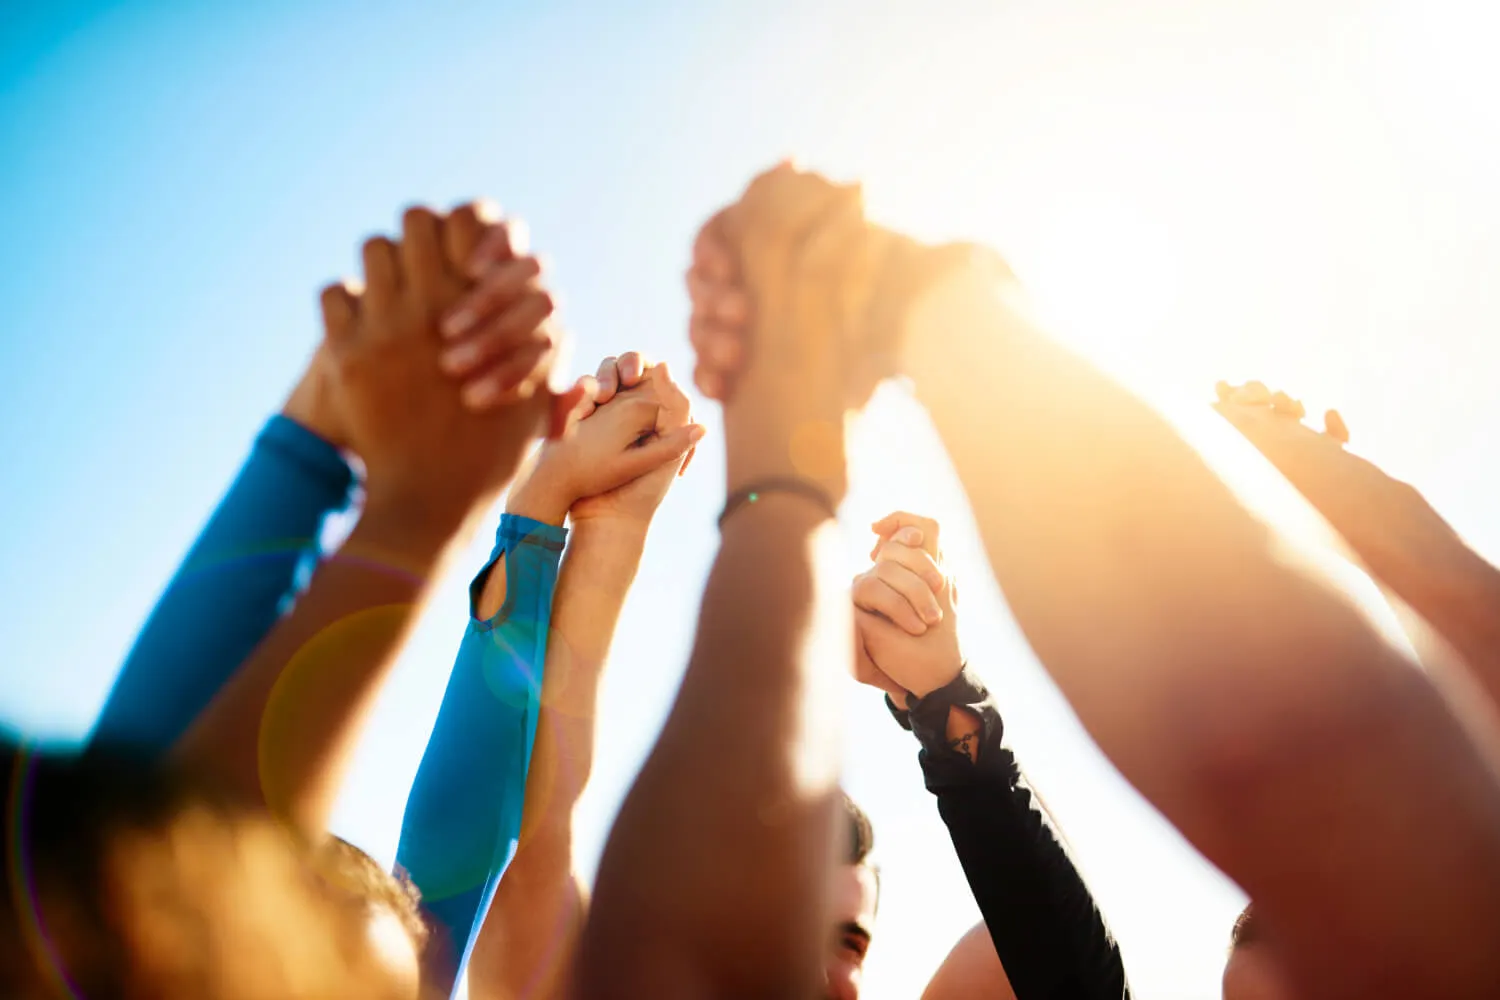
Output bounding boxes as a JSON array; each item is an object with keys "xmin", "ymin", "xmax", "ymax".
[
  {"xmin": 470, "ymin": 520, "xmax": 646, "ymax": 1000},
  {"xmin": 1364, "ymin": 518, "xmax": 1500, "ymax": 704},
  {"xmin": 1247, "ymin": 438, "xmax": 1500, "ymax": 701},
  {"xmin": 903, "ymin": 268, "xmax": 1500, "ymax": 995},
  {"xmin": 579, "ymin": 499, "xmax": 846, "ymax": 998},
  {"xmin": 176, "ymin": 505, "xmax": 454, "ymax": 832},
  {"xmin": 903, "ymin": 271, "xmax": 1442, "ymax": 768}
]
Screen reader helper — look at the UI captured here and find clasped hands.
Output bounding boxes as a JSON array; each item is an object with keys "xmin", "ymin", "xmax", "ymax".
[{"xmin": 287, "ymin": 202, "xmax": 701, "ymax": 555}]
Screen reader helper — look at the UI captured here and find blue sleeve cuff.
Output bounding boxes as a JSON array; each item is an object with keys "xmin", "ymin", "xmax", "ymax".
[
  {"xmin": 493, "ymin": 512, "xmax": 568, "ymax": 552},
  {"xmin": 259, "ymin": 414, "xmax": 357, "ymax": 505},
  {"xmin": 468, "ymin": 513, "xmax": 567, "ymax": 629}
]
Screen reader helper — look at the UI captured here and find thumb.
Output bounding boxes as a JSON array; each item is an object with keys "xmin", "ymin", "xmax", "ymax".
[{"xmin": 612, "ymin": 423, "xmax": 708, "ymax": 482}]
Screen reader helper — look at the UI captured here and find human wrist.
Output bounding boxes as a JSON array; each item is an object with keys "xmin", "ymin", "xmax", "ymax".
[
  {"xmin": 347, "ymin": 495, "xmax": 464, "ymax": 579},
  {"xmin": 280, "ymin": 396, "xmax": 343, "ymax": 452},
  {"xmin": 723, "ymin": 397, "xmax": 847, "ymax": 503},
  {"xmin": 565, "ymin": 511, "xmax": 651, "ymax": 554},
  {"xmin": 280, "ymin": 362, "xmax": 346, "ymax": 451},
  {"xmin": 505, "ymin": 471, "xmax": 573, "ymax": 528},
  {"xmin": 894, "ymin": 245, "xmax": 1026, "ymax": 390},
  {"xmin": 906, "ymin": 661, "xmax": 965, "ymax": 700}
]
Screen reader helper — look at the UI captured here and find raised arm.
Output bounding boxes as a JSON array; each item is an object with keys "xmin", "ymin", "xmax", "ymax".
[
  {"xmin": 1214, "ymin": 380, "xmax": 1500, "ymax": 711},
  {"xmin": 461, "ymin": 356, "xmax": 698, "ymax": 1000},
  {"xmin": 91, "ymin": 362, "xmax": 355, "ymax": 752},
  {"xmin": 94, "ymin": 207, "xmax": 560, "ymax": 759},
  {"xmin": 576, "ymin": 167, "xmax": 865, "ymax": 998},
  {"xmin": 854, "ymin": 513, "xmax": 1127, "ymax": 1000},
  {"xmin": 896, "ymin": 259, "xmax": 1500, "ymax": 996},
  {"xmin": 686, "ymin": 177, "xmax": 1500, "ymax": 997},
  {"xmin": 177, "ymin": 204, "xmax": 571, "ymax": 833},
  {"xmin": 396, "ymin": 356, "xmax": 700, "ymax": 996}
]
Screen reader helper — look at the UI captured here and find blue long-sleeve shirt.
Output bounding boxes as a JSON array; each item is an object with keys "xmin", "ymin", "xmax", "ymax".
[
  {"xmin": 395, "ymin": 513, "xmax": 566, "ymax": 996},
  {"xmin": 90, "ymin": 415, "xmax": 356, "ymax": 751}
]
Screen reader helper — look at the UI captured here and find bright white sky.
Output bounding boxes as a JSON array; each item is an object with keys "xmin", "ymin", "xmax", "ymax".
[{"xmin": 4, "ymin": 2, "xmax": 1500, "ymax": 998}]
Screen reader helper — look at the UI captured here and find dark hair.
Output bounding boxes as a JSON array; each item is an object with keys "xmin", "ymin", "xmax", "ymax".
[
  {"xmin": 0, "ymin": 741, "xmax": 422, "ymax": 999},
  {"xmin": 1, "ymin": 741, "xmax": 212, "ymax": 997},
  {"xmin": 841, "ymin": 790, "xmax": 874, "ymax": 866},
  {"xmin": 318, "ymin": 836, "xmax": 428, "ymax": 950}
]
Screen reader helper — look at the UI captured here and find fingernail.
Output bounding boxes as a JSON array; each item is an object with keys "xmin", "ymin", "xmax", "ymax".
[
  {"xmin": 923, "ymin": 607, "xmax": 941, "ymax": 624},
  {"xmin": 899, "ymin": 527, "xmax": 923, "ymax": 546},
  {"xmin": 688, "ymin": 424, "xmax": 707, "ymax": 444},
  {"xmin": 441, "ymin": 340, "xmax": 483, "ymax": 375},
  {"xmin": 461, "ymin": 378, "xmax": 501, "ymax": 410},
  {"xmin": 442, "ymin": 308, "xmax": 476, "ymax": 339}
]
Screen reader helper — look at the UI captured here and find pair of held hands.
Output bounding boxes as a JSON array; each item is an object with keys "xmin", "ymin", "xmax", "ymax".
[
  {"xmin": 684, "ymin": 163, "xmax": 922, "ymax": 415},
  {"xmin": 283, "ymin": 161, "xmax": 925, "ymax": 542},
  {"xmin": 283, "ymin": 201, "xmax": 703, "ymax": 539},
  {"xmin": 854, "ymin": 513, "xmax": 964, "ymax": 707}
]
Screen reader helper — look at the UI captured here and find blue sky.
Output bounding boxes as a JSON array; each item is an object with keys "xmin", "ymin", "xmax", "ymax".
[{"xmin": 5, "ymin": 2, "xmax": 1500, "ymax": 997}]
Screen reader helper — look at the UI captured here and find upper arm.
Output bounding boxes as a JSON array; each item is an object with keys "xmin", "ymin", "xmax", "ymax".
[{"xmin": 922, "ymin": 922, "xmax": 1016, "ymax": 1000}]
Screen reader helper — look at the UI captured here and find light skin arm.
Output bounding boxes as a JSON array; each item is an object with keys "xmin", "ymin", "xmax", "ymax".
[
  {"xmin": 575, "ymin": 168, "xmax": 860, "ymax": 999},
  {"xmin": 896, "ymin": 262, "xmax": 1500, "ymax": 996},
  {"xmin": 1215, "ymin": 384, "xmax": 1500, "ymax": 713},
  {"xmin": 467, "ymin": 357, "xmax": 698, "ymax": 1000},
  {"xmin": 466, "ymin": 520, "xmax": 643, "ymax": 1000}
]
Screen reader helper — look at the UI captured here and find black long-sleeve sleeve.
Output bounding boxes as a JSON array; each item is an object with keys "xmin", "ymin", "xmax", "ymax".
[{"xmin": 889, "ymin": 666, "xmax": 1130, "ymax": 1000}]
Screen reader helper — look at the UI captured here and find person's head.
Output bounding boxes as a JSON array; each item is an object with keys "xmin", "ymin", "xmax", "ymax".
[
  {"xmin": 313, "ymin": 836, "xmax": 428, "ymax": 997},
  {"xmin": 0, "ymin": 742, "xmax": 425, "ymax": 1000},
  {"xmin": 1222, "ymin": 903, "xmax": 1293, "ymax": 1000},
  {"xmin": 825, "ymin": 791, "xmax": 880, "ymax": 1000}
]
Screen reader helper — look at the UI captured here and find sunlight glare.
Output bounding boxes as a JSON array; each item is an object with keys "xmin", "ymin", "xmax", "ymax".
[{"xmin": 1019, "ymin": 191, "xmax": 1184, "ymax": 378}]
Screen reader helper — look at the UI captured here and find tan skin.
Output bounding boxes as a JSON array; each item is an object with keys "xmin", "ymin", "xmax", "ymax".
[
  {"xmin": 1214, "ymin": 379, "xmax": 1500, "ymax": 718},
  {"xmin": 576, "ymin": 166, "xmax": 868, "ymax": 999},
  {"xmin": 685, "ymin": 166, "xmax": 1500, "ymax": 998},
  {"xmin": 178, "ymin": 203, "xmax": 587, "ymax": 833}
]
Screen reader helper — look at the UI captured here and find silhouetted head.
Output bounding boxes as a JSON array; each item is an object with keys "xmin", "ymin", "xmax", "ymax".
[{"xmin": 0, "ymin": 742, "xmax": 425, "ymax": 999}]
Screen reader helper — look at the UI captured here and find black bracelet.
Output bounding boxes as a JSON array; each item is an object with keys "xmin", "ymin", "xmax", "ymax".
[{"xmin": 718, "ymin": 477, "xmax": 838, "ymax": 529}]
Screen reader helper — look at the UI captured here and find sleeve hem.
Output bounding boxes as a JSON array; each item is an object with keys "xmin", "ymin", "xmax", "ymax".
[{"xmin": 259, "ymin": 414, "xmax": 356, "ymax": 502}]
